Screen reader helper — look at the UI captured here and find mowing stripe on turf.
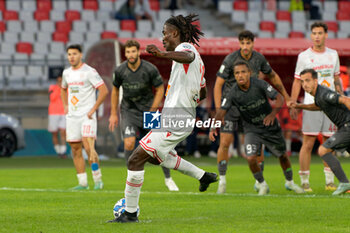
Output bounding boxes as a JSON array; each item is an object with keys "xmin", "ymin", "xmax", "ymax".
[{"xmin": 1, "ymin": 187, "xmax": 349, "ymax": 199}]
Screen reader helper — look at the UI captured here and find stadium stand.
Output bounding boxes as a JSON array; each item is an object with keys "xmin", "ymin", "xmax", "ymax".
[{"xmin": 0, "ymin": 0, "xmax": 349, "ymax": 91}]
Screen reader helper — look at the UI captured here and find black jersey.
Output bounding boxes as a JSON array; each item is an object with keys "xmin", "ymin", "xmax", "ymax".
[
  {"xmin": 113, "ymin": 60, "xmax": 163, "ymax": 114},
  {"xmin": 216, "ymin": 50, "xmax": 272, "ymax": 96},
  {"xmin": 221, "ymin": 77, "xmax": 279, "ymax": 133},
  {"xmin": 314, "ymin": 85, "xmax": 350, "ymax": 128}
]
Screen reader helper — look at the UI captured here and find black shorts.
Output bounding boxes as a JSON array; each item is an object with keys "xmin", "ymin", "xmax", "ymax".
[
  {"xmin": 120, "ymin": 111, "xmax": 148, "ymax": 139},
  {"xmin": 244, "ymin": 129, "xmax": 286, "ymax": 157},
  {"xmin": 220, "ymin": 106, "xmax": 242, "ymax": 134},
  {"xmin": 323, "ymin": 124, "xmax": 350, "ymax": 152}
]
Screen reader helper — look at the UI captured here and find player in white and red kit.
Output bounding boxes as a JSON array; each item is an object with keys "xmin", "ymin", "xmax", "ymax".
[
  {"xmin": 108, "ymin": 14, "xmax": 217, "ymax": 223},
  {"xmin": 290, "ymin": 22, "xmax": 343, "ymax": 192},
  {"xmin": 61, "ymin": 44, "xmax": 108, "ymax": 190}
]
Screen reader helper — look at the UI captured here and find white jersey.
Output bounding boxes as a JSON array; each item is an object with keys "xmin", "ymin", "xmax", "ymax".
[
  {"xmin": 163, "ymin": 43, "xmax": 206, "ymax": 118},
  {"xmin": 294, "ymin": 47, "xmax": 340, "ymax": 104},
  {"xmin": 62, "ymin": 63, "xmax": 104, "ymax": 117}
]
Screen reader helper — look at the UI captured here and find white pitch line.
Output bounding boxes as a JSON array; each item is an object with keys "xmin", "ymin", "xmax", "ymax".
[{"xmin": 1, "ymin": 187, "xmax": 350, "ymax": 199}]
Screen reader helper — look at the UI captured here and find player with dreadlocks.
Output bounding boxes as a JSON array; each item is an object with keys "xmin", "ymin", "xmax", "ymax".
[{"xmin": 107, "ymin": 14, "xmax": 218, "ymax": 223}]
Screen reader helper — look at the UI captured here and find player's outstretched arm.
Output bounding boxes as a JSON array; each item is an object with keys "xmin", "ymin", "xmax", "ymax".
[
  {"xmin": 109, "ymin": 86, "xmax": 120, "ymax": 132},
  {"xmin": 264, "ymin": 93, "xmax": 283, "ymax": 126},
  {"xmin": 150, "ymin": 84, "xmax": 164, "ymax": 112},
  {"xmin": 213, "ymin": 76, "xmax": 225, "ymax": 110},
  {"xmin": 146, "ymin": 44, "xmax": 195, "ymax": 64},
  {"xmin": 290, "ymin": 78, "xmax": 302, "ymax": 120},
  {"xmin": 209, "ymin": 108, "xmax": 226, "ymax": 142},
  {"xmin": 339, "ymin": 96, "xmax": 350, "ymax": 110},
  {"xmin": 267, "ymin": 70, "xmax": 291, "ymax": 103},
  {"xmin": 87, "ymin": 84, "xmax": 109, "ymax": 119},
  {"xmin": 60, "ymin": 87, "xmax": 68, "ymax": 114},
  {"xmin": 200, "ymin": 86, "xmax": 207, "ymax": 101},
  {"xmin": 334, "ymin": 74, "xmax": 344, "ymax": 95},
  {"xmin": 291, "ymin": 102, "xmax": 320, "ymax": 111}
]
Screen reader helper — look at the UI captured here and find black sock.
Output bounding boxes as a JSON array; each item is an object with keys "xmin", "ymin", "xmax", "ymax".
[
  {"xmin": 253, "ymin": 171, "xmax": 264, "ymax": 183},
  {"xmin": 283, "ymin": 167, "xmax": 293, "ymax": 181},
  {"xmin": 218, "ymin": 160, "xmax": 227, "ymax": 176},
  {"xmin": 258, "ymin": 161, "xmax": 264, "ymax": 172},
  {"xmin": 162, "ymin": 166, "xmax": 171, "ymax": 178},
  {"xmin": 321, "ymin": 152, "xmax": 349, "ymax": 183}
]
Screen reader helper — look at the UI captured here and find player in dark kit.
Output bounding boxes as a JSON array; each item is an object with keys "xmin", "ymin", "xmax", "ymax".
[
  {"xmin": 108, "ymin": 39, "xmax": 179, "ymax": 191},
  {"xmin": 210, "ymin": 61, "xmax": 303, "ymax": 195},
  {"xmin": 214, "ymin": 30, "xmax": 292, "ymax": 193},
  {"xmin": 291, "ymin": 69, "xmax": 350, "ymax": 195}
]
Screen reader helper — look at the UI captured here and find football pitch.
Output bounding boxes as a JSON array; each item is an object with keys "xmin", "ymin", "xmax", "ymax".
[{"xmin": 1, "ymin": 156, "xmax": 350, "ymax": 233}]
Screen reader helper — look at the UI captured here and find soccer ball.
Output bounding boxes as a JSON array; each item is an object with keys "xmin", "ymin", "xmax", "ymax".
[{"xmin": 113, "ymin": 198, "xmax": 140, "ymax": 218}]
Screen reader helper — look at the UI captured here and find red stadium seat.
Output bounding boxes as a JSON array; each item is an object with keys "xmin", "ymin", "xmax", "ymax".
[
  {"xmin": 0, "ymin": 0, "xmax": 5, "ymax": 12},
  {"xmin": 37, "ymin": 0, "xmax": 52, "ymax": 11},
  {"xmin": 52, "ymin": 32, "xmax": 68, "ymax": 43},
  {"xmin": 337, "ymin": 11, "xmax": 350, "ymax": 21},
  {"xmin": 65, "ymin": 10, "xmax": 81, "ymax": 21},
  {"xmin": 289, "ymin": 31, "xmax": 304, "ymax": 38},
  {"xmin": 0, "ymin": 21, "xmax": 6, "ymax": 32},
  {"xmin": 16, "ymin": 42, "xmax": 33, "ymax": 54},
  {"xmin": 3, "ymin": 11, "xmax": 19, "ymax": 20},
  {"xmin": 325, "ymin": 21, "xmax": 338, "ymax": 32},
  {"xmin": 34, "ymin": 11, "xmax": 50, "ymax": 21},
  {"xmin": 233, "ymin": 0, "xmax": 248, "ymax": 11},
  {"xmin": 56, "ymin": 21, "xmax": 71, "ymax": 33},
  {"xmin": 260, "ymin": 21, "xmax": 275, "ymax": 32},
  {"xmin": 276, "ymin": 10, "xmax": 291, "ymax": 21},
  {"xmin": 149, "ymin": 0, "xmax": 160, "ymax": 11},
  {"xmin": 121, "ymin": 20, "xmax": 136, "ymax": 32},
  {"xmin": 101, "ymin": 31, "xmax": 118, "ymax": 39},
  {"xmin": 83, "ymin": 0, "xmax": 99, "ymax": 10},
  {"xmin": 339, "ymin": 1, "xmax": 350, "ymax": 12}
]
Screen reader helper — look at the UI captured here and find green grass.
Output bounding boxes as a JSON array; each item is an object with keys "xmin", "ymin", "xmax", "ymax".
[{"xmin": 1, "ymin": 156, "xmax": 350, "ymax": 233}]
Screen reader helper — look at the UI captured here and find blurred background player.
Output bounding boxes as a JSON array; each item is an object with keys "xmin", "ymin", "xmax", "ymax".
[
  {"xmin": 210, "ymin": 61, "xmax": 303, "ymax": 195},
  {"xmin": 292, "ymin": 68, "xmax": 350, "ymax": 195},
  {"xmin": 290, "ymin": 22, "xmax": 342, "ymax": 192},
  {"xmin": 214, "ymin": 30, "xmax": 291, "ymax": 193},
  {"xmin": 48, "ymin": 72, "xmax": 67, "ymax": 159},
  {"xmin": 109, "ymin": 39, "xmax": 179, "ymax": 191},
  {"xmin": 279, "ymin": 102, "xmax": 303, "ymax": 157},
  {"xmin": 108, "ymin": 14, "xmax": 217, "ymax": 223},
  {"xmin": 61, "ymin": 44, "xmax": 109, "ymax": 190}
]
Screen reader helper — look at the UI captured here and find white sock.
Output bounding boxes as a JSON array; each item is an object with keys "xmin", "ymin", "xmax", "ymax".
[
  {"xmin": 77, "ymin": 173, "xmax": 88, "ymax": 187},
  {"xmin": 54, "ymin": 144, "xmax": 60, "ymax": 154},
  {"xmin": 299, "ymin": 170, "xmax": 310, "ymax": 185},
  {"xmin": 324, "ymin": 167, "xmax": 335, "ymax": 184},
  {"xmin": 125, "ymin": 170, "xmax": 144, "ymax": 213},
  {"xmin": 59, "ymin": 144, "xmax": 67, "ymax": 154},
  {"xmin": 92, "ymin": 168, "xmax": 102, "ymax": 183},
  {"xmin": 219, "ymin": 175, "xmax": 226, "ymax": 183},
  {"xmin": 160, "ymin": 151, "xmax": 205, "ymax": 180}
]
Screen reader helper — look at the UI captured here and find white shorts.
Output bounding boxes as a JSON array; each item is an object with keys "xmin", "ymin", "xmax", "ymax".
[
  {"xmin": 48, "ymin": 115, "xmax": 66, "ymax": 132},
  {"xmin": 66, "ymin": 115, "xmax": 97, "ymax": 142},
  {"xmin": 139, "ymin": 130, "xmax": 191, "ymax": 163},
  {"xmin": 302, "ymin": 110, "xmax": 336, "ymax": 137}
]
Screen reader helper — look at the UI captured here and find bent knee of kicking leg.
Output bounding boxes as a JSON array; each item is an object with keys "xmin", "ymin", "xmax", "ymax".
[{"xmin": 127, "ymin": 148, "xmax": 148, "ymax": 170}]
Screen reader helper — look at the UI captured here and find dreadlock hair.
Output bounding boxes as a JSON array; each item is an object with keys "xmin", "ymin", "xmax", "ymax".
[{"xmin": 165, "ymin": 14, "xmax": 204, "ymax": 47}]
